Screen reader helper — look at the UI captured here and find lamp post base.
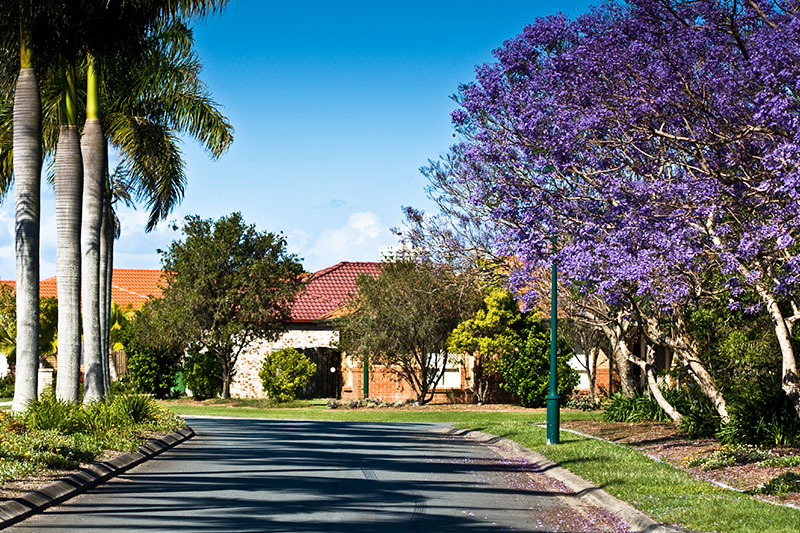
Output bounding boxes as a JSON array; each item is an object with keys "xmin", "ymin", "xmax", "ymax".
[{"xmin": 546, "ymin": 394, "xmax": 560, "ymax": 445}]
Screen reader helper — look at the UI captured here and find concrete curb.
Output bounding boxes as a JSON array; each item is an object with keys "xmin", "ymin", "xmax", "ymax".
[
  {"xmin": 434, "ymin": 426, "xmax": 683, "ymax": 533},
  {"xmin": 0, "ymin": 426, "xmax": 195, "ymax": 529}
]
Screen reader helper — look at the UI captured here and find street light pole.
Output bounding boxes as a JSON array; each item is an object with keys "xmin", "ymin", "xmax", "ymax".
[
  {"xmin": 363, "ymin": 354, "xmax": 369, "ymax": 399},
  {"xmin": 546, "ymin": 237, "xmax": 560, "ymax": 445}
]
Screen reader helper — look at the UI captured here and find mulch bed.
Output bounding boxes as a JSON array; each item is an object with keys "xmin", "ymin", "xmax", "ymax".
[{"xmin": 561, "ymin": 418, "xmax": 800, "ymax": 509}]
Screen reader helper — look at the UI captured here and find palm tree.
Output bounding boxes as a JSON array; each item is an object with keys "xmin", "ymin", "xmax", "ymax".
[
  {"xmin": 53, "ymin": 61, "xmax": 83, "ymax": 402},
  {"xmin": 11, "ymin": 0, "xmax": 43, "ymax": 412}
]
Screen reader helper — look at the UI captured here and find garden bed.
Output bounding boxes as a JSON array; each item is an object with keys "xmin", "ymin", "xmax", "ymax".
[{"xmin": 562, "ymin": 418, "xmax": 800, "ymax": 508}]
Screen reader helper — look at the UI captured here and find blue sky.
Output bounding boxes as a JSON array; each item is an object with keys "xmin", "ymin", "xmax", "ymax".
[{"xmin": 0, "ymin": 0, "xmax": 595, "ymax": 278}]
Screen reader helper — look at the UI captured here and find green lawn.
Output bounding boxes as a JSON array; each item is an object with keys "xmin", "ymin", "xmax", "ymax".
[{"xmin": 161, "ymin": 401, "xmax": 800, "ymax": 532}]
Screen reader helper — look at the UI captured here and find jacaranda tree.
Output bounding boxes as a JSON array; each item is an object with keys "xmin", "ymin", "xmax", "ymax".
[{"xmin": 436, "ymin": 0, "xmax": 800, "ymax": 420}]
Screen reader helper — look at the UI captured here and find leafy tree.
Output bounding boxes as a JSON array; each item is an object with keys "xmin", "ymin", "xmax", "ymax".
[
  {"xmin": 338, "ymin": 260, "xmax": 477, "ymax": 404},
  {"xmin": 155, "ymin": 212, "xmax": 305, "ymax": 398},
  {"xmin": 0, "ymin": 284, "xmax": 58, "ymax": 369},
  {"xmin": 448, "ymin": 289, "xmax": 521, "ymax": 403},
  {"xmin": 183, "ymin": 348, "xmax": 222, "ymax": 400},
  {"xmin": 499, "ymin": 318, "xmax": 578, "ymax": 408},
  {"xmin": 258, "ymin": 348, "xmax": 316, "ymax": 402},
  {"xmin": 121, "ymin": 300, "xmax": 182, "ymax": 399}
]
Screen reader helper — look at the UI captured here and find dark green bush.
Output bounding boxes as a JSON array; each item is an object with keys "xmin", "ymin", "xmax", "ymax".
[
  {"xmin": 716, "ymin": 383, "xmax": 800, "ymax": 447},
  {"xmin": 754, "ymin": 472, "xmax": 800, "ymax": 495},
  {"xmin": 183, "ymin": 348, "xmax": 222, "ymax": 400},
  {"xmin": 258, "ymin": 348, "xmax": 316, "ymax": 402},
  {"xmin": 499, "ymin": 325, "xmax": 578, "ymax": 408},
  {"xmin": 663, "ymin": 388, "xmax": 721, "ymax": 438},
  {"xmin": 22, "ymin": 390, "xmax": 84, "ymax": 432},
  {"xmin": 121, "ymin": 302, "xmax": 182, "ymax": 399},
  {"xmin": 603, "ymin": 393, "xmax": 670, "ymax": 423},
  {"xmin": 0, "ymin": 373, "xmax": 13, "ymax": 397}
]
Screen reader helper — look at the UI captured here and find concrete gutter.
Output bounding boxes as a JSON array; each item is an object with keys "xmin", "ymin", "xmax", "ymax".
[
  {"xmin": 436, "ymin": 426, "xmax": 687, "ymax": 533},
  {"xmin": 0, "ymin": 426, "xmax": 194, "ymax": 529}
]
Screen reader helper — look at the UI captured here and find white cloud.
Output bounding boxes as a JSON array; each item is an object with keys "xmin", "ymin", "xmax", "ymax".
[{"xmin": 299, "ymin": 211, "xmax": 395, "ymax": 272}]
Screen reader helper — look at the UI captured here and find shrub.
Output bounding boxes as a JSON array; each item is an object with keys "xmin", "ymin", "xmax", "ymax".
[
  {"xmin": 566, "ymin": 395, "xmax": 600, "ymax": 411},
  {"xmin": 22, "ymin": 390, "xmax": 83, "ymax": 433},
  {"xmin": 716, "ymin": 383, "xmax": 800, "ymax": 447},
  {"xmin": 498, "ymin": 326, "xmax": 578, "ymax": 408},
  {"xmin": 754, "ymin": 472, "xmax": 800, "ymax": 495},
  {"xmin": 662, "ymin": 388, "xmax": 721, "ymax": 438},
  {"xmin": 183, "ymin": 348, "xmax": 223, "ymax": 400},
  {"xmin": 0, "ymin": 373, "xmax": 14, "ymax": 397},
  {"xmin": 122, "ymin": 303, "xmax": 182, "ymax": 399},
  {"xmin": 111, "ymin": 393, "xmax": 158, "ymax": 424},
  {"xmin": 603, "ymin": 393, "xmax": 670, "ymax": 423},
  {"xmin": 685, "ymin": 444, "xmax": 772, "ymax": 471},
  {"xmin": 258, "ymin": 348, "xmax": 316, "ymax": 402}
]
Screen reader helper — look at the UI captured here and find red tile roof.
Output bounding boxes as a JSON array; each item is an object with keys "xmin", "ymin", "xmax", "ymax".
[
  {"xmin": 0, "ymin": 269, "xmax": 164, "ymax": 309},
  {"xmin": 291, "ymin": 261, "xmax": 382, "ymax": 323}
]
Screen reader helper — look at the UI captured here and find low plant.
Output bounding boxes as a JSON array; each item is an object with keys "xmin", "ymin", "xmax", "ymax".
[
  {"xmin": 684, "ymin": 444, "xmax": 773, "ymax": 471},
  {"xmin": 753, "ymin": 472, "xmax": 800, "ymax": 495},
  {"xmin": 716, "ymin": 385, "xmax": 800, "ymax": 447},
  {"xmin": 603, "ymin": 393, "xmax": 670, "ymax": 423},
  {"xmin": 258, "ymin": 348, "xmax": 316, "ymax": 402},
  {"xmin": 663, "ymin": 388, "xmax": 720, "ymax": 438},
  {"xmin": 566, "ymin": 395, "xmax": 600, "ymax": 411},
  {"xmin": 760, "ymin": 455, "xmax": 800, "ymax": 467}
]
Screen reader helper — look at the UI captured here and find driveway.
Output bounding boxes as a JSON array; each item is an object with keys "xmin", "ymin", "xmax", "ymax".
[{"xmin": 8, "ymin": 417, "xmax": 627, "ymax": 532}]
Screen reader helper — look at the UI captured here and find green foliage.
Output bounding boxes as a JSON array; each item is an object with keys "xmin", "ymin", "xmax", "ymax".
[
  {"xmin": 716, "ymin": 382, "xmax": 800, "ymax": 446},
  {"xmin": 122, "ymin": 301, "xmax": 182, "ymax": 399},
  {"xmin": 0, "ymin": 392, "xmax": 183, "ymax": 481},
  {"xmin": 662, "ymin": 388, "xmax": 721, "ymax": 438},
  {"xmin": 603, "ymin": 393, "xmax": 671, "ymax": 423},
  {"xmin": 685, "ymin": 444, "xmax": 772, "ymax": 471},
  {"xmin": 183, "ymin": 348, "xmax": 222, "ymax": 400},
  {"xmin": 0, "ymin": 372, "xmax": 13, "ymax": 397},
  {"xmin": 498, "ymin": 321, "xmax": 578, "ymax": 408},
  {"xmin": 754, "ymin": 472, "xmax": 800, "ymax": 496},
  {"xmin": 565, "ymin": 395, "xmax": 600, "ymax": 411},
  {"xmin": 0, "ymin": 285, "xmax": 60, "ymax": 364},
  {"xmin": 22, "ymin": 393, "xmax": 83, "ymax": 432},
  {"xmin": 337, "ymin": 260, "xmax": 478, "ymax": 404},
  {"xmin": 258, "ymin": 348, "xmax": 317, "ymax": 402},
  {"xmin": 155, "ymin": 212, "xmax": 305, "ymax": 397},
  {"xmin": 448, "ymin": 289, "xmax": 521, "ymax": 403}
]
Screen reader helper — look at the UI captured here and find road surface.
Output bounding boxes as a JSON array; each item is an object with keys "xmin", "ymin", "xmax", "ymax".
[{"xmin": 8, "ymin": 416, "xmax": 627, "ymax": 532}]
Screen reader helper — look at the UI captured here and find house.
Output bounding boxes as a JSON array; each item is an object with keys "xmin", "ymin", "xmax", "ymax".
[
  {"xmin": 0, "ymin": 269, "xmax": 164, "ymax": 383},
  {"xmin": 230, "ymin": 261, "xmax": 468, "ymax": 402}
]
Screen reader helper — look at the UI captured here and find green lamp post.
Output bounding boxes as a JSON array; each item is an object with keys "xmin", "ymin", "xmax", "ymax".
[
  {"xmin": 546, "ymin": 237, "xmax": 560, "ymax": 445},
  {"xmin": 363, "ymin": 354, "xmax": 369, "ymax": 399}
]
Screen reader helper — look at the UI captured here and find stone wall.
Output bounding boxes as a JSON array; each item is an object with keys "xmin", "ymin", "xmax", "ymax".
[{"xmin": 230, "ymin": 325, "xmax": 338, "ymax": 399}]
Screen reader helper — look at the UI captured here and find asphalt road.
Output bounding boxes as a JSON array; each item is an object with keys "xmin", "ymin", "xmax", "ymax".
[{"xmin": 8, "ymin": 417, "xmax": 627, "ymax": 532}]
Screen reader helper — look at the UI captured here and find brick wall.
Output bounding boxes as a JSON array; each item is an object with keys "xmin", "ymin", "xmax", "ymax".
[{"xmin": 230, "ymin": 325, "xmax": 338, "ymax": 398}]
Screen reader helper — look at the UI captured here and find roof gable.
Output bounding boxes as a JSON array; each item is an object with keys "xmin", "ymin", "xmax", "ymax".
[{"xmin": 291, "ymin": 261, "xmax": 382, "ymax": 322}]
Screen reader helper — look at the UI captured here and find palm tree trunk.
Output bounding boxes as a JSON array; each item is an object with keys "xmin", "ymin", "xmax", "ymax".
[
  {"xmin": 98, "ymin": 193, "xmax": 113, "ymax": 392},
  {"xmin": 54, "ymin": 63, "xmax": 83, "ymax": 403},
  {"xmin": 12, "ymin": 0, "xmax": 42, "ymax": 413},
  {"xmin": 81, "ymin": 53, "xmax": 106, "ymax": 403}
]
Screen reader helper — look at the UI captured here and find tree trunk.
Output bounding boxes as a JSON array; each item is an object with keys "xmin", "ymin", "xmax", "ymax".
[
  {"xmin": 755, "ymin": 284, "xmax": 800, "ymax": 419},
  {"xmin": 99, "ymin": 198, "xmax": 110, "ymax": 393},
  {"xmin": 638, "ymin": 341, "xmax": 683, "ymax": 424},
  {"xmin": 81, "ymin": 53, "xmax": 106, "ymax": 403},
  {"xmin": 81, "ymin": 117, "xmax": 106, "ymax": 402},
  {"xmin": 54, "ymin": 123, "xmax": 82, "ymax": 403},
  {"xmin": 641, "ymin": 312, "xmax": 730, "ymax": 423},
  {"xmin": 11, "ymin": 65, "xmax": 42, "ymax": 413}
]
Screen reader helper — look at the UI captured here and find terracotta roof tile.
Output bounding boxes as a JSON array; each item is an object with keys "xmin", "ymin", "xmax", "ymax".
[
  {"xmin": 0, "ymin": 269, "xmax": 164, "ymax": 309},
  {"xmin": 291, "ymin": 261, "xmax": 382, "ymax": 322}
]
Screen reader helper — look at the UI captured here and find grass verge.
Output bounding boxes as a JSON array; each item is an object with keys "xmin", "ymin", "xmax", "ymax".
[{"xmin": 161, "ymin": 400, "xmax": 800, "ymax": 532}]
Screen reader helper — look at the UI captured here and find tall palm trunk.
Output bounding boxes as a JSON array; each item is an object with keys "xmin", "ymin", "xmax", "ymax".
[
  {"xmin": 81, "ymin": 53, "xmax": 106, "ymax": 403},
  {"xmin": 12, "ymin": 0, "xmax": 42, "ymax": 413},
  {"xmin": 98, "ymin": 193, "xmax": 111, "ymax": 391},
  {"xmin": 54, "ymin": 63, "xmax": 83, "ymax": 403}
]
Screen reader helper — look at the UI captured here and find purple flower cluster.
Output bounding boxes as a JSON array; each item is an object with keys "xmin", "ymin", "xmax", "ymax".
[{"xmin": 451, "ymin": 0, "xmax": 800, "ymax": 311}]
